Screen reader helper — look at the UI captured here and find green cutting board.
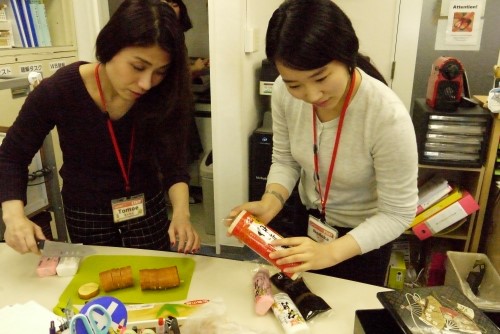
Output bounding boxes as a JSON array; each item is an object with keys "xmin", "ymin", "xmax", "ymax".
[{"xmin": 55, "ymin": 255, "xmax": 195, "ymax": 312}]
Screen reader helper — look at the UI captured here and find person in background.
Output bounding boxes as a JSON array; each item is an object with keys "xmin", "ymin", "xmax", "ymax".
[
  {"xmin": 166, "ymin": 0, "xmax": 207, "ymax": 205},
  {"xmin": 0, "ymin": 0, "xmax": 200, "ymax": 254},
  {"xmin": 228, "ymin": 0, "xmax": 418, "ymax": 286},
  {"xmin": 165, "ymin": 0, "xmax": 209, "ymax": 78}
]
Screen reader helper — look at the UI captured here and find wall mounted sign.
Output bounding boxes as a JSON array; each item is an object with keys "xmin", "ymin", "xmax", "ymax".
[{"xmin": 435, "ymin": 0, "xmax": 485, "ymax": 50}]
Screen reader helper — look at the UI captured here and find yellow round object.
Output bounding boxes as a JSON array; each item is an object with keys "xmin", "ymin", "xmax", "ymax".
[{"xmin": 78, "ymin": 282, "xmax": 100, "ymax": 300}]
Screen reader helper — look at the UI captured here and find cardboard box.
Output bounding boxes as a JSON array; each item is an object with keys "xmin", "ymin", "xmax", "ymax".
[
  {"xmin": 445, "ymin": 251, "xmax": 500, "ymax": 312},
  {"xmin": 385, "ymin": 251, "xmax": 406, "ymax": 290}
]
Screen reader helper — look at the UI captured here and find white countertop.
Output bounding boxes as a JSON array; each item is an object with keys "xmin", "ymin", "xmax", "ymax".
[{"xmin": 0, "ymin": 243, "xmax": 388, "ymax": 333}]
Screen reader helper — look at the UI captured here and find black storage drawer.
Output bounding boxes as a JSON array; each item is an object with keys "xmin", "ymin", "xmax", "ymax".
[{"xmin": 412, "ymin": 98, "xmax": 491, "ymax": 168}]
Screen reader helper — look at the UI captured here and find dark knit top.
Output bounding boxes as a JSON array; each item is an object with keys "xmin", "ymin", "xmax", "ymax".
[{"xmin": 0, "ymin": 61, "xmax": 190, "ymax": 209}]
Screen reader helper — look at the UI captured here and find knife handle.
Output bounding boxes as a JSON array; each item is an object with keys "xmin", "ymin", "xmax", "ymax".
[{"xmin": 36, "ymin": 239, "xmax": 45, "ymax": 250}]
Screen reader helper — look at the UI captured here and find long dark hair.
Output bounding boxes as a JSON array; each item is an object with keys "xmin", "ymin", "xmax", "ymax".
[
  {"xmin": 167, "ymin": 0, "xmax": 193, "ymax": 32},
  {"xmin": 266, "ymin": 0, "xmax": 386, "ymax": 84},
  {"xmin": 95, "ymin": 0, "xmax": 192, "ymax": 122}
]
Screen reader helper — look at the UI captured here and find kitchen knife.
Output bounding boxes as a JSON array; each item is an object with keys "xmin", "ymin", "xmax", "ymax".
[{"xmin": 36, "ymin": 240, "xmax": 95, "ymax": 257}]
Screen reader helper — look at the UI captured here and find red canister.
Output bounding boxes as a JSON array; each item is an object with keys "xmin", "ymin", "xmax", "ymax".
[{"xmin": 228, "ymin": 210, "xmax": 301, "ymax": 280}]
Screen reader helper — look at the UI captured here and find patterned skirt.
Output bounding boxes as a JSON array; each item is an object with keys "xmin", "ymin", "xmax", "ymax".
[{"xmin": 64, "ymin": 191, "xmax": 171, "ymax": 251}]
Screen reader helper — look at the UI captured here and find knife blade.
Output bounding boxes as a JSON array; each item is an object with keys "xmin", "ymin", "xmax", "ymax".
[{"xmin": 36, "ymin": 240, "xmax": 94, "ymax": 257}]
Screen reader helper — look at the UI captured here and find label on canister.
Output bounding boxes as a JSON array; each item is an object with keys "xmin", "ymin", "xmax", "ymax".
[{"xmin": 228, "ymin": 210, "xmax": 301, "ymax": 280}]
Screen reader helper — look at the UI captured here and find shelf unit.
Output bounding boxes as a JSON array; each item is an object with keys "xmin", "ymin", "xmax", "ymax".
[
  {"xmin": 415, "ymin": 164, "xmax": 485, "ymax": 251},
  {"xmin": 0, "ymin": 0, "xmax": 76, "ymax": 52},
  {"xmin": 0, "ymin": 0, "xmax": 77, "ymax": 76},
  {"xmin": 471, "ymin": 96, "xmax": 500, "ymax": 253},
  {"xmin": 0, "ymin": 0, "xmax": 77, "ymax": 242},
  {"xmin": 0, "ymin": 0, "xmax": 77, "ymax": 173},
  {"xmin": 410, "ymin": 99, "xmax": 493, "ymax": 253}
]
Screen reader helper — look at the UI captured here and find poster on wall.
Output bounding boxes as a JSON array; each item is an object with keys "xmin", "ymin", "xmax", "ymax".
[{"xmin": 445, "ymin": 0, "xmax": 484, "ymax": 46}]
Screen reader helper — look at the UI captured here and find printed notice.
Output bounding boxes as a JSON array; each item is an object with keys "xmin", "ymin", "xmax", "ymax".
[
  {"xmin": 49, "ymin": 61, "xmax": 67, "ymax": 72},
  {"xmin": 0, "ymin": 66, "xmax": 13, "ymax": 76},
  {"xmin": 445, "ymin": 0, "xmax": 483, "ymax": 46},
  {"xmin": 19, "ymin": 63, "xmax": 43, "ymax": 74}
]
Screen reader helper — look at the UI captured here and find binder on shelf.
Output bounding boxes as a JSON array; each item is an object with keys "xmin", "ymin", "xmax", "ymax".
[
  {"xmin": 3, "ymin": 4, "xmax": 22, "ymax": 47},
  {"xmin": 410, "ymin": 187, "xmax": 463, "ymax": 228},
  {"xmin": 27, "ymin": 1, "xmax": 43, "ymax": 46},
  {"xmin": 18, "ymin": 0, "xmax": 38, "ymax": 47},
  {"xmin": 416, "ymin": 175, "xmax": 452, "ymax": 215},
  {"xmin": 412, "ymin": 190, "xmax": 479, "ymax": 240},
  {"xmin": 7, "ymin": 0, "xmax": 27, "ymax": 46},
  {"xmin": 33, "ymin": 0, "xmax": 50, "ymax": 46}
]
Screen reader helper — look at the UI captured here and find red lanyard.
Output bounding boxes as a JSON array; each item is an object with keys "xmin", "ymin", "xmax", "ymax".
[
  {"xmin": 312, "ymin": 71, "xmax": 356, "ymax": 221},
  {"xmin": 95, "ymin": 64, "xmax": 136, "ymax": 194}
]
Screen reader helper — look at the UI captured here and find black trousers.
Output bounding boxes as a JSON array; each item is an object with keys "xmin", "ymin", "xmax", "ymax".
[{"xmin": 294, "ymin": 206, "xmax": 392, "ymax": 287}]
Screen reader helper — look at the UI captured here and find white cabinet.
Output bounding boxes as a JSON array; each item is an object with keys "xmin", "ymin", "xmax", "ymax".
[
  {"xmin": 0, "ymin": 51, "xmax": 78, "ymax": 173},
  {"xmin": 0, "ymin": 0, "xmax": 78, "ymax": 241}
]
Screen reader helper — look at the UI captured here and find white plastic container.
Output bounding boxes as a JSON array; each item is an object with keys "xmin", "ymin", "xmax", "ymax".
[{"xmin": 445, "ymin": 251, "xmax": 500, "ymax": 312}]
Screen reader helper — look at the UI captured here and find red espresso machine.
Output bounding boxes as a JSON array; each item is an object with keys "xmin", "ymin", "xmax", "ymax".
[{"xmin": 426, "ymin": 56, "xmax": 464, "ymax": 111}]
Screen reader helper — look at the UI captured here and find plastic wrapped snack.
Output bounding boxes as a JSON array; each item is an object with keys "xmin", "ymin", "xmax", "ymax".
[{"xmin": 253, "ymin": 267, "xmax": 274, "ymax": 315}]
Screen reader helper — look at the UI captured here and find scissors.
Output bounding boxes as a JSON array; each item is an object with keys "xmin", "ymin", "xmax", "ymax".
[{"xmin": 69, "ymin": 304, "xmax": 112, "ymax": 334}]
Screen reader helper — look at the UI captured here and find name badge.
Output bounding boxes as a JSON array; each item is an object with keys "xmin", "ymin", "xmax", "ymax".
[
  {"xmin": 307, "ymin": 215, "xmax": 338, "ymax": 243},
  {"xmin": 111, "ymin": 194, "xmax": 146, "ymax": 223}
]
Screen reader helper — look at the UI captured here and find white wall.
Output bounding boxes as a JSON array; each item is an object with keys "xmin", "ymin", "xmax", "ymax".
[
  {"xmin": 392, "ymin": 0, "xmax": 423, "ymax": 110},
  {"xmin": 209, "ymin": 0, "xmax": 283, "ymax": 250},
  {"xmin": 71, "ymin": 0, "xmax": 109, "ymax": 62},
  {"xmin": 335, "ymin": 1, "xmax": 398, "ymax": 86},
  {"xmin": 335, "ymin": 0, "xmax": 422, "ymax": 110}
]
